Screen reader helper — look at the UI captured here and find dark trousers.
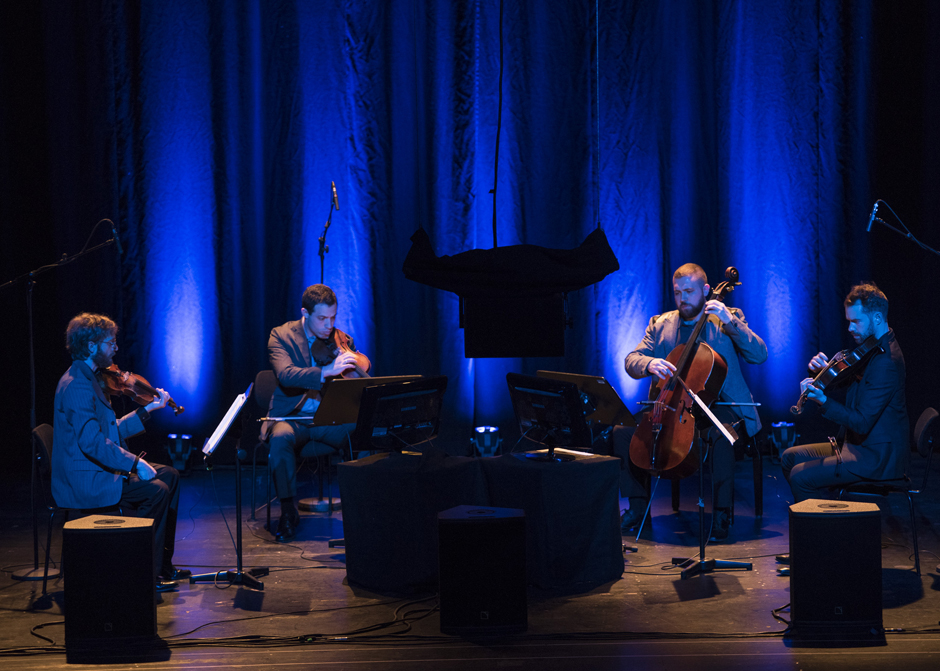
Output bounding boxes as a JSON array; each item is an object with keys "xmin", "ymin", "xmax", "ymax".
[
  {"xmin": 781, "ymin": 442, "xmax": 848, "ymax": 503},
  {"xmin": 268, "ymin": 421, "xmax": 355, "ymax": 500},
  {"xmin": 610, "ymin": 409, "xmax": 738, "ymax": 508},
  {"xmin": 118, "ymin": 463, "xmax": 179, "ymax": 580}
]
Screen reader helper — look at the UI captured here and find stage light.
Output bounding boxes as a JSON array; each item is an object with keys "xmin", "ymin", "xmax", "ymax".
[{"xmin": 472, "ymin": 426, "xmax": 501, "ymax": 457}]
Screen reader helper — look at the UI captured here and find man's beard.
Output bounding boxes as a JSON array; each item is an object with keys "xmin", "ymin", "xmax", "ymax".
[
  {"xmin": 853, "ymin": 325, "xmax": 875, "ymax": 343},
  {"xmin": 92, "ymin": 348, "xmax": 113, "ymax": 369},
  {"xmin": 678, "ymin": 298, "xmax": 704, "ymax": 321}
]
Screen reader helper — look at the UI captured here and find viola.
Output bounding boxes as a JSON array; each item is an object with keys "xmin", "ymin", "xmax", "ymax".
[
  {"xmin": 790, "ymin": 335, "xmax": 882, "ymax": 415},
  {"xmin": 98, "ymin": 365, "xmax": 185, "ymax": 416},
  {"xmin": 330, "ymin": 330, "xmax": 371, "ymax": 379},
  {"xmin": 628, "ymin": 267, "xmax": 740, "ymax": 479}
]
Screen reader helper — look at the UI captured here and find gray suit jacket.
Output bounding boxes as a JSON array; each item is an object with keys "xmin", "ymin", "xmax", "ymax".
[
  {"xmin": 624, "ymin": 308, "xmax": 767, "ymax": 438},
  {"xmin": 51, "ymin": 361, "xmax": 148, "ymax": 509}
]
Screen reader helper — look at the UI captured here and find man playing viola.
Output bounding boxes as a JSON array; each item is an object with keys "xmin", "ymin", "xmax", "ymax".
[
  {"xmin": 265, "ymin": 284, "xmax": 370, "ymax": 542},
  {"xmin": 51, "ymin": 313, "xmax": 187, "ymax": 593},
  {"xmin": 612, "ymin": 263, "xmax": 767, "ymax": 541},
  {"xmin": 781, "ymin": 283, "xmax": 908, "ymax": 502}
]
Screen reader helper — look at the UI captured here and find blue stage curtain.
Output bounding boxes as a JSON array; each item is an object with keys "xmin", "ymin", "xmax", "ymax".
[{"xmin": 2, "ymin": 1, "xmax": 939, "ymax": 456}]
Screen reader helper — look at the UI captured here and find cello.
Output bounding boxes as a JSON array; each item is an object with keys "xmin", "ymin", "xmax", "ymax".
[{"xmin": 628, "ymin": 267, "xmax": 740, "ymax": 480}]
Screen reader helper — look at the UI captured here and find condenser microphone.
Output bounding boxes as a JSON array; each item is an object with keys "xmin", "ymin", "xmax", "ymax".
[
  {"xmin": 866, "ymin": 202, "xmax": 879, "ymax": 233},
  {"xmin": 110, "ymin": 220, "xmax": 124, "ymax": 256},
  {"xmin": 331, "ymin": 181, "xmax": 340, "ymax": 210}
]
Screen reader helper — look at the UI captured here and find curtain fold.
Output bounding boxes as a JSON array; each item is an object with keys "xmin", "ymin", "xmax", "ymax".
[{"xmin": 2, "ymin": 0, "xmax": 937, "ymax": 458}]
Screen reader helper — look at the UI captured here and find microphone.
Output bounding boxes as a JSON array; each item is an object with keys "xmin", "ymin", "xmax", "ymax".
[
  {"xmin": 866, "ymin": 202, "xmax": 879, "ymax": 233},
  {"xmin": 331, "ymin": 181, "xmax": 340, "ymax": 210},
  {"xmin": 110, "ymin": 220, "xmax": 124, "ymax": 256}
]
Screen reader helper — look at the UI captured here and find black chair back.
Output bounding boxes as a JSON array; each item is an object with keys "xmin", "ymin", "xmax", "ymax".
[
  {"xmin": 914, "ymin": 407, "xmax": 938, "ymax": 458},
  {"xmin": 252, "ymin": 370, "xmax": 279, "ymax": 414},
  {"xmin": 32, "ymin": 423, "xmax": 54, "ymax": 476},
  {"xmin": 913, "ymin": 407, "xmax": 939, "ymax": 492}
]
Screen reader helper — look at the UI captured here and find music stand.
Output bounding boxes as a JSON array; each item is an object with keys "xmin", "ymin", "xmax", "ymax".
[
  {"xmin": 190, "ymin": 383, "xmax": 268, "ymax": 590},
  {"xmin": 505, "ymin": 373, "xmax": 593, "ymax": 462},
  {"xmin": 312, "ymin": 375, "xmax": 422, "ymax": 428},
  {"xmin": 536, "ymin": 370, "xmax": 636, "ymax": 433},
  {"xmin": 660, "ymin": 379, "xmax": 753, "ymax": 579},
  {"xmin": 350, "ymin": 376, "xmax": 448, "ymax": 453}
]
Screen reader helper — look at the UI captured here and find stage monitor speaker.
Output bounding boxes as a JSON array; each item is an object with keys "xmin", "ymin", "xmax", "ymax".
[
  {"xmin": 789, "ymin": 500, "xmax": 882, "ymax": 639},
  {"xmin": 62, "ymin": 514, "xmax": 157, "ymax": 662},
  {"xmin": 438, "ymin": 505, "xmax": 527, "ymax": 635}
]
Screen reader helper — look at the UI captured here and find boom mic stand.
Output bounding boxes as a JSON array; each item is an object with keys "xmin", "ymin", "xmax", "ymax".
[{"xmin": 1, "ymin": 220, "xmax": 121, "ymax": 582}]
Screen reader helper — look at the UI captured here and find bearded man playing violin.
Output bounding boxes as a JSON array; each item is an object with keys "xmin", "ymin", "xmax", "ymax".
[
  {"xmin": 611, "ymin": 263, "xmax": 767, "ymax": 542},
  {"xmin": 51, "ymin": 313, "xmax": 187, "ymax": 593},
  {"xmin": 265, "ymin": 284, "xmax": 371, "ymax": 542},
  {"xmin": 781, "ymin": 283, "xmax": 908, "ymax": 503}
]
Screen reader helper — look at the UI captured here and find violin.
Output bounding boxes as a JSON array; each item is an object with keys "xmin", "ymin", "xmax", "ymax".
[
  {"xmin": 98, "ymin": 364, "xmax": 185, "ymax": 416},
  {"xmin": 629, "ymin": 267, "xmax": 740, "ymax": 479},
  {"xmin": 790, "ymin": 335, "xmax": 882, "ymax": 415}
]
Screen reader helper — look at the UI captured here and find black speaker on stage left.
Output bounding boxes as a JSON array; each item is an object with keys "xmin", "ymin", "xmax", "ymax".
[
  {"xmin": 438, "ymin": 505, "xmax": 527, "ymax": 635},
  {"xmin": 62, "ymin": 514, "xmax": 157, "ymax": 663},
  {"xmin": 788, "ymin": 499, "xmax": 883, "ymax": 640}
]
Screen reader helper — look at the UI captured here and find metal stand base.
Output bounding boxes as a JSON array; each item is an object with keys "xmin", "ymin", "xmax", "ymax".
[
  {"xmin": 671, "ymin": 556, "xmax": 752, "ymax": 580},
  {"xmin": 12, "ymin": 566, "xmax": 59, "ymax": 581},
  {"xmin": 298, "ymin": 497, "xmax": 341, "ymax": 513},
  {"xmin": 189, "ymin": 567, "xmax": 268, "ymax": 590}
]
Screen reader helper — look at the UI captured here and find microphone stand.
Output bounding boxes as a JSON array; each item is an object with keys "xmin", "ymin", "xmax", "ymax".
[
  {"xmin": 1, "ymin": 222, "xmax": 120, "ymax": 582},
  {"xmin": 867, "ymin": 200, "xmax": 940, "ymax": 259},
  {"xmin": 318, "ymin": 195, "xmax": 338, "ymax": 284}
]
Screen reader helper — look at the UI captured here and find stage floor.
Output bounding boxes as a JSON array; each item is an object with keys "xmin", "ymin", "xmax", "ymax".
[{"xmin": 2, "ymin": 453, "xmax": 940, "ymax": 670}]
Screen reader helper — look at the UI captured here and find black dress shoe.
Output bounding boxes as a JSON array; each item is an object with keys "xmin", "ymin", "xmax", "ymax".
[
  {"xmin": 162, "ymin": 566, "xmax": 192, "ymax": 580},
  {"xmin": 709, "ymin": 508, "xmax": 731, "ymax": 542},
  {"xmin": 275, "ymin": 513, "xmax": 298, "ymax": 542},
  {"xmin": 775, "ymin": 554, "xmax": 790, "ymax": 565},
  {"xmin": 620, "ymin": 506, "xmax": 647, "ymax": 532},
  {"xmin": 156, "ymin": 579, "xmax": 179, "ymax": 593}
]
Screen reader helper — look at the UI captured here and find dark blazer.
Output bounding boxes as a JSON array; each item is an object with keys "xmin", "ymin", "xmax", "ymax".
[
  {"xmin": 624, "ymin": 308, "xmax": 768, "ymax": 438},
  {"xmin": 266, "ymin": 319, "xmax": 358, "ymax": 419},
  {"xmin": 822, "ymin": 329, "xmax": 909, "ymax": 481},
  {"xmin": 51, "ymin": 361, "xmax": 147, "ymax": 509}
]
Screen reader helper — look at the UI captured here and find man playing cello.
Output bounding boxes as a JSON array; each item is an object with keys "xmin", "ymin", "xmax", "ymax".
[{"xmin": 612, "ymin": 263, "xmax": 767, "ymax": 541}]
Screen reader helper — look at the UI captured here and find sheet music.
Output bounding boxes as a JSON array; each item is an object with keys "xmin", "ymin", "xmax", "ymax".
[{"xmin": 202, "ymin": 384, "xmax": 251, "ymax": 456}]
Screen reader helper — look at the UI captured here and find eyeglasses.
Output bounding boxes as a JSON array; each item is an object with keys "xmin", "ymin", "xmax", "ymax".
[{"xmin": 99, "ymin": 339, "xmax": 117, "ymax": 348}]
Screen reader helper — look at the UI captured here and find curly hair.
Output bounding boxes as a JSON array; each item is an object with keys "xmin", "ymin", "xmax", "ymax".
[
  {"xmin": 845, "ymin": 282, "xmax": 889, "ymax": 321},
  {"xmin": 65, "ymin": 313, "xmax": 117, "ymax": 361}
]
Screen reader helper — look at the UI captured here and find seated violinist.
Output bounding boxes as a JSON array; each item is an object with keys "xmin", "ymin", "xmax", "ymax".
[
  {"xmin": 264, "ymin": 284, "xmax": 371, "ymax": 542},
  {"xmin": 610, "ymin": 263, "xmax": 766, "ymax": 541},
  {"xmin": 781, "ymin": 283, "xmax": 908, "ymax": 503},
  {"xmin": 51, "ymin": 313, "xmax": 187, "ymax": 593}
]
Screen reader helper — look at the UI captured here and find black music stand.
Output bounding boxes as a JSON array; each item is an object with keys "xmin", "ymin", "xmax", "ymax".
[
  {"xmin": 312, "ymin": 375, "xmax": 423, "ymax": 428},
  {"xmin": 505, "ymin": 373, "xmax": 594, "ymax": 462},
  {"xmin": 350, "ymin": 376, "xmax": 448, "ymax": 453},
  {"xmin": 536, "ymin": 370, "xmax": 636, "ymax": 447},
  {"xmin": 190, "ymin": 384, "xmax": 268, "ymax": 590},
  {"xmin": 663, "ymin": 380, "xmax": 753, "ymax": 579}
]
